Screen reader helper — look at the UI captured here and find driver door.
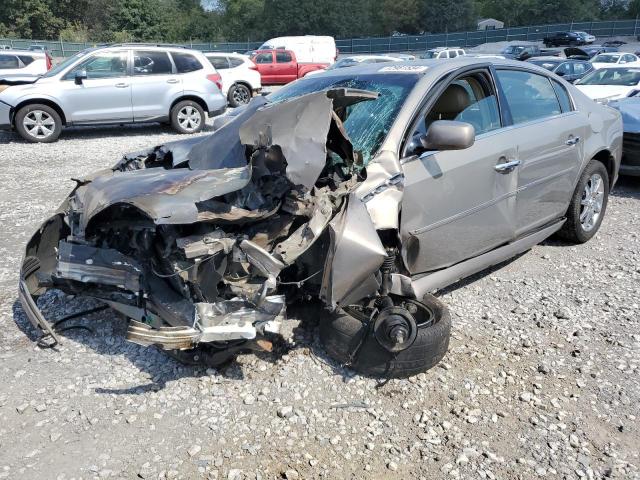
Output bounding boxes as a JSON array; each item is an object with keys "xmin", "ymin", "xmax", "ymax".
[
  {"xmin": 400, "ymin": 68, "xmax": 518, "ymax": 274},
  {"xmin": 59, "ymin": 50, "xmax": 133, "ymax": 123}
]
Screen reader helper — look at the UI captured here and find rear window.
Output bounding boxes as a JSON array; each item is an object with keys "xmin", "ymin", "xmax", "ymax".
[
  {"xmin": 0, "ymin": 54, "xmax": 19, "ymax": 69},
  {"xmin": 171, "ymin": 52, "xmax": 203, "ymax": 73},
  {"xmin": 229, "ymin": 57, "xmax": 244, "ymax": 68},
  {"xmin": 207, "ymin": 55, "xmax": 229, "ymax": 70}
]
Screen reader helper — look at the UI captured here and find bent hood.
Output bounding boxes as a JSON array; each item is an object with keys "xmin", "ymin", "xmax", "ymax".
[{"xmin": 0, "ymin": 74, "xmax": 41, "ymax": 86}]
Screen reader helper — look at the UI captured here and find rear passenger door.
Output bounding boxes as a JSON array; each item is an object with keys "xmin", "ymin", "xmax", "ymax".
[
  {"xmin": 275, "ymin": 51, "xmax": 297, "ymax": 83},
  {"xmin": 130, "ymin": 50, "xmax": 182, "ymax": 121},
  {"xmin": 495, "ymin": 69, "xmax": 587, "ymax": 237}
]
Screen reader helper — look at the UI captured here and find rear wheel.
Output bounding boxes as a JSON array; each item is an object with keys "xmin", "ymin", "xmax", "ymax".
[
  {"xmin": 228, "ymin": 83, "xmax": 252, "ymax": 107},
  {"xmin": 558, "ymin": 159, "xmax": 610, "ymax": 243},
  {"xmin": 15, "ymin": 104, "xmax": 62, "ymax": 143},
  {"xmin": 170, "ymin": 100, "xmax": 205, "ymax": 134}
]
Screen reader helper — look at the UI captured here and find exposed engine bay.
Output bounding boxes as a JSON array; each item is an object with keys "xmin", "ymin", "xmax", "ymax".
[{"xmin": 19, "ymin": 87, "xmax": 424, "ymax": 365}]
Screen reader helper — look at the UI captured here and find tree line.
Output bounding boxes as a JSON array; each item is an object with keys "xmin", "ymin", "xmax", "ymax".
[{"xmin": 2, "ymin": 0, "xmax": 640, "ymax": 43}]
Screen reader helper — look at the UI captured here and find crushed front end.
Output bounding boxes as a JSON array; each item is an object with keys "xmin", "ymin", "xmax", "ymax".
[{"xmin": 19, "ymin": 88, "xmax": 407, "ymax": 359}]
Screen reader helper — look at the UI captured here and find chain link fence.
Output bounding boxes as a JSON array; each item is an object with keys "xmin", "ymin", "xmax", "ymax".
[{"xmin": 2, "ymin": 19, "xmax": 639, "ymax": 58}]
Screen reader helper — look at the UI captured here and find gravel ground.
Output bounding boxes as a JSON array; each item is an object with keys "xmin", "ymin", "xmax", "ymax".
[{"xmin": 0, "ymin": 121, "xmax": 639, "ymax": 480}]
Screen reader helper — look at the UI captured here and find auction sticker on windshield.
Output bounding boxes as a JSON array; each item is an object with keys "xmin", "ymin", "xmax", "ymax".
[{"xmin": 379, "ymin": 65, "xmax": 428, "ymax": 73}]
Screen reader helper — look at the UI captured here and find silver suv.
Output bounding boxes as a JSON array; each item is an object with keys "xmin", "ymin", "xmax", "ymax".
[{"xmin": 0, "ymin": 44, "xmax": 227, "ymax": 142}]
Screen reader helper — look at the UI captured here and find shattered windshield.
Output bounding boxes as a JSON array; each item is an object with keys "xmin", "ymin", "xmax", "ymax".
[{"xmin": 268, "ymin": 73, "xmax": 420, "ymax": 164}]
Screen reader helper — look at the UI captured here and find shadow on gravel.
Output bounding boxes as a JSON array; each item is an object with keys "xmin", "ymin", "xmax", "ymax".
[
  {"xmin": 611, "ymin": 176, "xmax": 640, "ymax": 199},
  {"xmin": 0, "ymin": 122, "xmax": 215, "ymax": 144}
]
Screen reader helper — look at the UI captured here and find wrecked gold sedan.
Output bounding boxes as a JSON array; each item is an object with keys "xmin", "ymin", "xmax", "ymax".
[{"xmin": 19, "ymin": 59, "xmax": 621, "ymax": 377}]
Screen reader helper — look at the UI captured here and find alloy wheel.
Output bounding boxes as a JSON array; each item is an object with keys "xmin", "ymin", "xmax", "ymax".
[
  {"xmin": 232, "ymin": 86, "xmax": 251, "ymax": 105},
  {"xmin": 22, "ymin": 110, "xmax": 55, "ymax": 140},
  {"xmin": 580, "ymin": 173, "xmax": 605, "ymax": 232},
  {"xmin": 177, "ymin": 106, "xmax": 202, "ymax": 132}
]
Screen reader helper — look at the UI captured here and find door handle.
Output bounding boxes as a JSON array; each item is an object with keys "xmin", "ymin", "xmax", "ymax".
[
  {"xmin": 494, "ymin": 159, "xmax": 521, "ymax": 173},
  {"xmin": 115, "ymin": 83, "xmax": 129, "ymax": 88},
  {"xmin": 566, "ymin": 136, "xmax": 580, "ymax": 146},
  {"xmin": 166, "ymin": 78, "xmax": 179, "ymax": 84}
]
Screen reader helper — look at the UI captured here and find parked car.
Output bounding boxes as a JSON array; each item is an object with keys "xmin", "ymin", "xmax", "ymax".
[
  {"xmin": 420, "ymin": 47, "xmax": 466, "ymax": 59},
  {"xmin": 575, "ymin": 67, "xmax": 640, "ymax": 102},
  {"xmin": 0, "ymin": 49, "xmax": 52, "ymax": 75},
  {"xmin": 0, "ymin": 45, "xmax": 11, "ymax": 50},
  {"xmin": 526, "ymin": 57, "xmax": 593, "ymax": 83},
  {"xmin": 0, "ymin": 44, "xmax": 226, "ymax": 142},
  {"xmin": 19, "ymin": 58, "xmax": 621, "ymax": 378},
  {"xmin": 257, "ymin": 36, "xmax": 337, "ymax": 64},
  {"xmin": 500, "ymin": 44, "xmax": 557, "ymax": 61},
  {"xmin": 543, "ymin": 31, "xmax": 586, "ymax": 47},
  {"xmin": 305, "ymin": 55, "xmax": 401, "ymax": 76},
  {"xmin": 603, "ymin": 40, "xmax": 627, "ymax": 47},
  {"xmin": 564, "ymin": 46, "xmax": 618, "ymax": 60},
  {"xmin": 385, "ymin": 53, "xmax": 416, "ymax": 60},
  {"xmin": 591, "ymin": 52, "xmax": 640, "ymax": 69},
  {"xmin": 573, "ymin": 31, "xmax": 596, "ymax": 44},
  {"xmin": 609, "ymin": 98, "xmax": 640, "ymax": 176},
  {"xmin": 250, "ymin": 49, "xmax": 328, "ymax": 84},
  {"xmin": 28, "ymin": 45, "xmax": 48, "ymax": 52},
  {"xmin": 204, "ymin": 52, "xmax": 261, "ymax": 107}
]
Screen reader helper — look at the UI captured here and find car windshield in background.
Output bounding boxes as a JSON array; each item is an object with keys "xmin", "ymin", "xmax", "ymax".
[
  {"xmin": 579, "ymin": 68, "xmax": 640, "ymax": 86},
  {"xmin": 268, "ymin": 73, "xmax": 420, "ymax": 164},
  {"xmin": 529, "ymin": 60, "xmax": 559, "ymax": 71},
  {"xmin": 41, "ymin": 50, "xmax": 90, "ymax": 77},
  {"xmin": 592, "ymin": 54, "xmax": 620, "ymax": 63},
  {"xmin": 503, "ymin": 46, "xmax": 525, "ymax": 54}
]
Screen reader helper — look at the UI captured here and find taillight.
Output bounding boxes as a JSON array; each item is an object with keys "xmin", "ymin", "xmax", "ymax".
[
  {"xmin": 248, "ymin": 62, "xmax": 258, "ymax": 70},
  {"xmin": 206, "ymin": 73, "xmax": 223, "ymax": 91},
  {"xmin": 46, "ymin": 54, "xmax": 52, "ymax": 70}
]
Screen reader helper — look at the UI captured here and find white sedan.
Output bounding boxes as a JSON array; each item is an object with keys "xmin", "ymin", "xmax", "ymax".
[
  {"xmin": 0, "ymin": 50, "xmax": 50, "ymax": 76},
  {"xmin": 204, "ymin": 52, "xmax": 262, "ymax": 107},
  {"xmin": 591, "ymin": 52, "xmax": 640, "ymax": 69},
  {"xmin": 575, "ymin": 67, "xmax": 640, "ymax": 103}
]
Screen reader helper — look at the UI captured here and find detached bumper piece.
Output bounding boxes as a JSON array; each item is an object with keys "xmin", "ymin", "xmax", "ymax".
[{"xmin": 127, "ymin": 295, "xmax": 285, "ymax": 350}]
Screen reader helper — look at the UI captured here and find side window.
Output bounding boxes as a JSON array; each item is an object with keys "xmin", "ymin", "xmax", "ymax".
[
  {"xmin": 171, "ymin": 52, "xmax": 203, "ymax": 73},
  {"xmin": 66, "ymin": 51, "xmax": 128, "ymax": 79},
  {"xmin": 0, "ymin": 54, "xmax": 20, "ymax": 69},
  {"xmin": 133, "ymin": 50, "xmax": 172, "ymax": 75},
  {"xmin": 624, "ymin": 54, "xmax": 636, "ymax": 63},
  {"xmin": 555, "ymin": 62, "xmax": 572, "ymax": 76},
  {"xmin": 573, "ymin": 62, "xmax": 587, "ymax": 75},
  {"xmin": 408, "ymin": 71, "xmax": 502, "ymax": 152},
  {"xmin": 449, "ymin": 50, "xmax": 457, "ymax": 58},
  {"xmin": 17, "ymin": 55, "xmax": 35, "ymax": 66},
  {"xmin": 496, "ymin": 70, "xmax": 561, "ymax": 124},
  {"xmin": 207, "ymin": 56, "xmax": 229, "ymax": 70},
  {"xmin": 551, "ymin": 80, "xmax": 573, "ymax": 113},
  {"xmin": 254, "ymin": 53, "xmax": 273, "ymax": 64},
  {"xmin": 228, "ymin": 57, "xmax": 244, "ymax": 68},
  {"xmin": 276, "ymin": 51, "xmax": 292, "ymax": 63}
]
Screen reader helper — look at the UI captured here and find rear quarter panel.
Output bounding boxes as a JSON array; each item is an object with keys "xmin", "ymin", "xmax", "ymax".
[{"xmin": 568, "ymin": 84, "xmax": 623, "ymax": 185}]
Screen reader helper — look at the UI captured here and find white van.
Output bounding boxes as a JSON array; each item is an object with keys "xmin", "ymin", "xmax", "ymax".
[{"xmin": 258, "ymin": 36, "xmax": 337, "ymax": 64}]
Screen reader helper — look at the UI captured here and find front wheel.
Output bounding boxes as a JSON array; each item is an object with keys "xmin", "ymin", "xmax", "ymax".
[
  {"xmin": 170, "ymin": 100, "xmax": 205, "ymax": 134},
  {"xmin": 558, "ymin": 159, "xmax": 610, "ymax": 243},
  {"xmin": 15, "ymin": 104, "xmax": 62, "ymax": 143}
]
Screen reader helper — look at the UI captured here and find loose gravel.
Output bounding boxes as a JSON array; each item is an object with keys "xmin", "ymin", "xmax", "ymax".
[{"xmin": 0, "ymin": 121, "xmax": 639, "ymax": 480}]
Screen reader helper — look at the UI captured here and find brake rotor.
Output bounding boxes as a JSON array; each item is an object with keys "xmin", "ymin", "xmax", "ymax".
[{"xmin": 372, "ymin": 306, "xmax": 418, "ymax": 353}]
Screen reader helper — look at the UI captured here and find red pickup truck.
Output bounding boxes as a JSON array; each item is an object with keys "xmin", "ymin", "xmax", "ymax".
[{"xmin": 250, "ymin": 49, "xmax": 328, "ymax": 85}]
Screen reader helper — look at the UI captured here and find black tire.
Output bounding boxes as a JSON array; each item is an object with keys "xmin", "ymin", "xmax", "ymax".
[
  {"xmin": 227, "ymin": 83, "xmax": 252, "ymax": 107},
  {"xmin": 15, "ymin": 103, "xmax": 62, "ymax": 143},
  {"xmin": 170, "ymin": 100, "xmax": 205, "ymax": 134},
  {"xmin": 557, "ymin": 159, "xmax": 610, "ymax": 243},
  {"xmin": 320, "ymin": 294, "xmax": 451, "ymax": 378}
]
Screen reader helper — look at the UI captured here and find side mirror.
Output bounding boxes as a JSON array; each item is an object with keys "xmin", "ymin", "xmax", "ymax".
[
  {"xmin": 420, "ymin": 120, "xmax": 475, "ymax": 152},
  {"xmin": 74, "ymin": 69, "xmax": 87, "ymax": 85}
]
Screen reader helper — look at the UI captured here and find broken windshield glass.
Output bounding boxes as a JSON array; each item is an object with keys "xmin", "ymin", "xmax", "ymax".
[{"xmin": 268, "ymin": 73, "xmax": 419, "ymax": 164}]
